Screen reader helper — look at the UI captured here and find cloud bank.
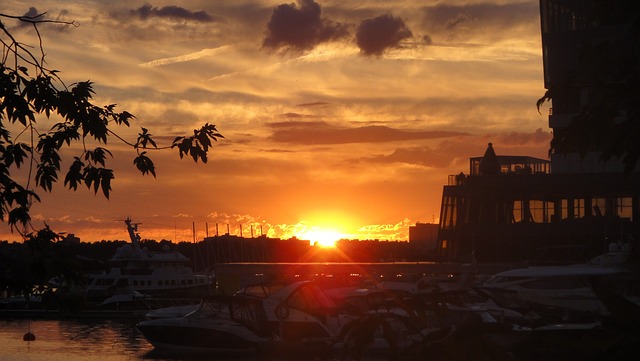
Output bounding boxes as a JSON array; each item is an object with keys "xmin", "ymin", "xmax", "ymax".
[
  {"xmin": 356, "ymin": 14, "xmax": 413, "ymax": 56},
  {"xmin": 262, "ymin": 0, "xmax": 349, "ymax": 51}
]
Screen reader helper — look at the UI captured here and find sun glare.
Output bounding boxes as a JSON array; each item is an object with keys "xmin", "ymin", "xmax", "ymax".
[
  {"xmin": 300, "ymin": 229, "xmax": 344, "ymax": 248},
  {"xmin": 294, "ymin": 210, "xmax": 357, "ymax": 248}
]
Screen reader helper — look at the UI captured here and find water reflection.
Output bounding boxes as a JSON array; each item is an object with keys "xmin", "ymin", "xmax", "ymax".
[
  {"xmin": 0, "ymin": 319, "xmax": 342, "ymax": 361},
  {"xmin": 0, "ymin": 319, "xmax": 153, "ymax": 361}
]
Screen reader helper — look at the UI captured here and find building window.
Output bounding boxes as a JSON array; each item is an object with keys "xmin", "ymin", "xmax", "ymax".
[
  {"xmin": 512, "ymin": 200, "xmax": 523, "ymax": 223},
  {"xmin": 616, "ymin": 197, "xmax": 633, "ymax": 220},
  {"xmin": 574, "ymin": 198, "xmax": 585, "ymax": 218},
  {"xmin": 561, "ymin": 198, "xmax": 584, "ymax": 219},
  {"xmin": 529, "ymin": 200, "xmax": 550, "ymax": 223},
  {"xmin": 592, "ymin": 197, "xmax": 606, "ymax": 217},
  {"xmin": 545, "ymin": 201, "xmax": 555, "ymax": 223},
  {"xmin": 440, "ymin": 196, "xmax": 457, "ymax": 229}
]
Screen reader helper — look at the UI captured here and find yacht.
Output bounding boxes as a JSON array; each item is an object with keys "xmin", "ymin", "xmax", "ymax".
[
  {"xmin": 83, "ymin": 218, "xmax": 213, "ymax": 300},
  {"xmin": 136, "ymin": 281, "xmax": 342, "ymax": 353},
  {"xmin": 478, "ymin": 250, "xmax": 635, "ymax": 317}
]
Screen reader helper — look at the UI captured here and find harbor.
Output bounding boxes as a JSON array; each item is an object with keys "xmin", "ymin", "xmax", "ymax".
[
  {"xmin": 2, "ymin": 0, "xmax": 640, "ymax": 360},
  {"xmin": 1, "ymin": 205, "xmax": 639, "ymax": 360}
]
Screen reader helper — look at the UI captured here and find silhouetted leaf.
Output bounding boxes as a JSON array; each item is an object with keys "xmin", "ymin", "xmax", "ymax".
[
  {"xmin": 71, "ymin": 81, "xmax": 94, "ymax": 100},
  {"xmin": 84, "ymin": 147, "xmax": 112, "ymax": 167},
  {"xmin": 3, "ymin": 142, "xmax": 30, "ymax": 168},
  {"xmin": 8, "ymin": 206, "xmax": 31, "ymax": 231},
  {"xmin": 35, "ymin": 163, "xmax": 58, "ymax": 192},
  {"xmin": 82, "ymin": 107, "xmax": 109, "ymax": 143},
  {"xmin": 536, "ymin": 90, "xmax": 551, "ymax": 114},
  {"xmin": 99, "ymin": 168, "xmax": 113, "ymax": 198},
  {"xmin": 82, "ymin": 166, "xmax": 113, "ymax": 198},
  {"xmin": 169, "ymin": 124, "xmax": 223, "ymax": 163},
  {"xmin": 115, "ymin": 110, "xmax": 134, "ymax": 126},
  {"xmin": 135, "ymin": 127, "xmax": 157, "ymax": 149},
  {"xmin": 133, "ymin": 152, "xmax": 156, "ymax": 177},
  {"xmin": 64, "ymin": 157, "xmax": 84, "ymax": 190}
]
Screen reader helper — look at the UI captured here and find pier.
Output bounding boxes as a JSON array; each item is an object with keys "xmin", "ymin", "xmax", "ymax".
[{"xmin": 212, "ymin": 261, "xmax": 517, "ymax": 294}]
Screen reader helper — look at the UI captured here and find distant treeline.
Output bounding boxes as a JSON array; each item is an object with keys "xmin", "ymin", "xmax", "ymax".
[
  {"xmin": 1, "ymin": 236, "xmax": 432, "ymax": 275},
  {"xmin": 189, "ymin": 235, "xmax": 431, "ymax": 268}
]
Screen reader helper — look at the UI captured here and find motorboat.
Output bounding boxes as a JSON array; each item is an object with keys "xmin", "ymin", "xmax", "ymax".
[
  {"xmin": 144, "ymin": 303, "xmax": 200, "ymax": 319},
  {"xmin": 138, "ymin": 276, "xmax": 610, "ymax": 357},
  {"xmin": 99, "ymin": 288, "xmax": 145, "ymax": 308},
  {"xmin": 143, "ymin": 282, "xmax": 288, "ymax": 320},
  {"xmin": 136, "ymin": 281, "xmax": 343, "ymax": 353},
  {"xmin": 478, "ymin": 250, "xmax": 635, "ymax": 318},
  {"xmin": 83, "ymin": 218, "xmax": 213, "ymax": 300}
]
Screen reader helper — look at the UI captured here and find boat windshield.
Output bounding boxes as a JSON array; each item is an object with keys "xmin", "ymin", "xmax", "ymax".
[
  {"xmin": 189, "ymin": 296, "xmax": 269, "ymax": 331},
  {"xmin": 286, "ymin": 283, "xmax": 337, "ymax": 313}
]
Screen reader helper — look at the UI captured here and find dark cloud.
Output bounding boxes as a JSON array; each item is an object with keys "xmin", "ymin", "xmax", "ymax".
[
  {"xmin": 130, "ymin": 4, "xmax": 217, "ymax": 22},
  {"xmin": 268, "ymin": 121, "xmax": 466, "ymax": 145},
  {"xmin": 14, "ymin": 7, "xmax": 70, "ymax": 32},
  {"xmin": 16, "ymin": 7, "xmax": 42, "ymax": 27},
  {"xmin": 262, "ymin": 0, "xmax": 349, "ymax": 51},
  {"xmin": 445, "ymin": 13, "xmax": 474, "ymax": 30},
  {"xmin": 22, "ymin": 7, "xmax": 40, "ymax": 19},
  {"xmin": 491, "ymin": 128, "xmax": 552, "ymax": 147},
  {"xmin": 420, "ymin": 2, "xmax": 539, "ymax": 42},
  {"xmin": 277, "ymin": 112, "xmax": 320, "ymax": 119},
  {"xmin": 296, "ymin": 101, "xmax": 330, "ymax": 107},
  {"xmin": 269, "ymin": 120, "xmax": 327, "ymax": 128},
  {"xmin": 364, "ymin": 130, "xmax": 549, "ymax": 169},
  {"xmin": 356, "ymin": 14, "xmax": 413, "ymax": 56},
  {"xmin": 366, "ymin": 146, "xmax": 456, "ymax": 168}
]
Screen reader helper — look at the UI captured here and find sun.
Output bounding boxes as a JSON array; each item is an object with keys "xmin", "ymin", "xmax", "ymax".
[
  {"xmin": 300, "ymin": 229, "xmax": 345, "ymax": 248},
  {"xmin": 294, "ymin": 210, "xmax": 357, "ymax": 248}
]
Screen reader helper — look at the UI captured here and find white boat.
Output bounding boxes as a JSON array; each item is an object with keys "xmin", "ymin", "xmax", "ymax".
[
  {"xmin": 84, "ymin": 218, "xmax": 213, "ymax": 300},
  {"xmin": 144, "ymin": 303, "xmax": 200, "ymax": 319},
  {"xmin": 478, "ymin": 250, "xmax": 634, "ymax": 317},
  {"xmin": 136, "ymin": 281, "xmax": 342, "ymax": 353},
  {"xmin": 143, "ymin": 282, "xmax": 288, "ymax": 320},
  {"xmin": 99, "ymin": 289, "xmax": 145, "ymax": 308}
]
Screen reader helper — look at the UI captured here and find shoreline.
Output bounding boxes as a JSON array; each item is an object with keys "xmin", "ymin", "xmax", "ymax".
[{"xmin": 0, "ymin": 308, "xmax": 148, "ymax": 320}]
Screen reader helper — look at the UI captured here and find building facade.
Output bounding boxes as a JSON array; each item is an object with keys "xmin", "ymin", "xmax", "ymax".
[{"xmin": 436, "ymin": 0, "xmax": 640, "ymax": 263}]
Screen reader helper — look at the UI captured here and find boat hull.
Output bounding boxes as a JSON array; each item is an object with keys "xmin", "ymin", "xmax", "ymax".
[{"xmin": 137, "ymin": 319, "xmax": 266, "ymax": 353}]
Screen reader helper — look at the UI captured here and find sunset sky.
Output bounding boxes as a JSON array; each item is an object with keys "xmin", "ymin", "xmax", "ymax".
[{"xmin": 1, "ymin": 0, "xmax": 551, "ymax": 244}]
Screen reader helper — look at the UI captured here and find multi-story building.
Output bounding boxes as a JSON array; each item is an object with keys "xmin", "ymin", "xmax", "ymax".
[
  {"xmin": 436, "ymin": 0, "xmax": 640, "ymax": 263},
  {"xmin": 409, "ymin": 222, "xmax": 439, "ymax": 257}
]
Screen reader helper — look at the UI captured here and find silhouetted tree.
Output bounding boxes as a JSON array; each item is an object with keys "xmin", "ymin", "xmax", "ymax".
[
  {"xmin": 1, "ymin": 11, "xmax": 223, "ymax": 307},
  {"xmin": 1, "ymin": 11, "xmax": 223, "ymax": 235}
]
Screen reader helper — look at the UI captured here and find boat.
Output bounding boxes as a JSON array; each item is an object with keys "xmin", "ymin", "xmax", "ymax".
[
  {"xmin": 137, "ymin": 276, "xmax": 614, "ymax": 358},
  {"xmin": 143, "ymin": 282, "xmax": 288, "ymax": 320},
  {"xmin": 478, "ymin": 249, "xmax": 635, "ymax": 319},
  {"xmin": 136, "ymin": 281, "xmax": 342, "ymax": 354},
  {"xmin": 82, "ymin": 218, "xmax": 213, "ymax": 301},
  {"xmin": 144, "ymin": 303, "xmax": 200, "ymax": 319},
  {"xmin": 99, "ymin": 288, "xmax": 145, "ymax": 308}
]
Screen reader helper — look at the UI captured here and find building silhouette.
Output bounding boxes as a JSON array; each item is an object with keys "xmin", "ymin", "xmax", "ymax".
[
  {"xmin": 409, "ymin": 222, "xmax": 439, "ymax": 258},
  {"xmin": 436, "ymin": 0, "xmax": 640, "ymax": 263}
]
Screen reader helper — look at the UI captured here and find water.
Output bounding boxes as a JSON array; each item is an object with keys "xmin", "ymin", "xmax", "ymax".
[
  {"xmin": 0, "ymin": 319, "xmax": 154, "ymax": 361},
  {"xmin": 0, "ymin": 319, "xmax": 340, "ymax": 361},
  {"xmin": 3, "ymin": 318, "xmax": 635, "ymax": 361}
]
